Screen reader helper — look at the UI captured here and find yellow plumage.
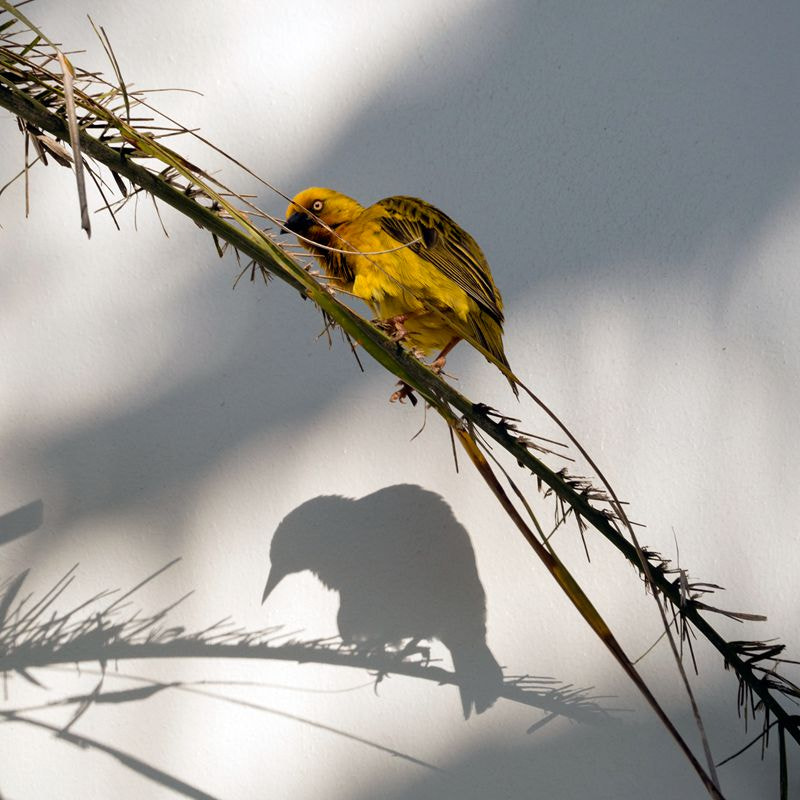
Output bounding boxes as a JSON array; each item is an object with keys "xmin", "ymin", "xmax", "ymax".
[{"xmin": 285, "ymin": 187, "xmax": 516, "ymax": 395}]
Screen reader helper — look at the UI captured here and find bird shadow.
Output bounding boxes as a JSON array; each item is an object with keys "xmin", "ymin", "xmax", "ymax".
[
  {"xmin": 263, "ymin": 484, "xmax": 539, "ymax": 719},
  {"xmin": 0, "ymin": 551, "xmax": 607, "ymax": 800}
]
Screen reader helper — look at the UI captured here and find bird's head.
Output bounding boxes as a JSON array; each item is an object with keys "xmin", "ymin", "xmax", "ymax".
[
  {"xmin": 283, "ymin": 187, "xmax": 364, "ymax": 245},
  {"xmin": 261, "ymin": 496, "xmax": 347, "ymax": 604}
]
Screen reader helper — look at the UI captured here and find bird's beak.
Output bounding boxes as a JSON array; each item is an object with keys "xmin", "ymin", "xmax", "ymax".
[
  {"xmin": 261, "ymin": 568, "xmax": 282, "ymax": 604},
  {"xmin": 283, "ymin": 210, "xmax": 312, "ymax": 236}
]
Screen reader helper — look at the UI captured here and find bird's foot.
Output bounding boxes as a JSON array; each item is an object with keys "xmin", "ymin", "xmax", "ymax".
[
  {"xmin": 397, "ymin": 639, "xmax": 431, "ymax": 667},
  {"xmin": 369, "ymin": 671, "xmax": 388, "ymax": 695},
  {"xmin": 430, "ymin": 354, "xmax": 447, "ymax": 373},
  {"xmin": 358, "ymin": 644, "xmax": 393, "ymax": 694},
  {"xmin": 429, "ymin": 337, "xmax": 460, "ymax": 379},
  {"xmin": 428, "ymin": 356, "xmax": 458, "ymax": 384},
  {"xmin": 374, "ymin": 313, "xmax": 411, "ymax": 342},
  {"xmin": 367, "ymin": 640, "xmax": 430, "ymax": 692},
  {"xmin": 390, "ymin": 381, "xmax": 418, "ymax": 406}
]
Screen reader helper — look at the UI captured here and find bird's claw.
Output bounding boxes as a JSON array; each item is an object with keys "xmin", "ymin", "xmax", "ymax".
[
  {"xmin": 367, "ymin": 640, "xmax": 430, "ymax": 692},
  {"xmin": 430, "ymin": 355, "xmax": 447, "ymax": 373},
  {"xmin": 374, "ymin": 314, "xmax": 410, "ymax": 342},
  {"xmin": 370, "ymin": 668, "xmax": 390, "ymax": 695},
  {"xmin": 390, "ymin": 381, "xmax": 418, "ymax": 406},
  {"xmin": 401, "ymin": 641, "xmax": 431, "ymax": 667}
]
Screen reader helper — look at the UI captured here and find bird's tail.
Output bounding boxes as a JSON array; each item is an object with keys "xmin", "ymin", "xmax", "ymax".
[
  {"xmin": 494, "ymin": 348, "xmax": 520, "ymax": 399},
  {"xmin": 448, "ymin": 640, "xmax": 503, "ymax": 719}
]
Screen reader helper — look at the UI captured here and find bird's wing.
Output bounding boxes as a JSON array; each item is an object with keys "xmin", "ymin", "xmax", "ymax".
[{"xmin": 374, "ymin": 196, "xmax": 504, "ymax": 324}]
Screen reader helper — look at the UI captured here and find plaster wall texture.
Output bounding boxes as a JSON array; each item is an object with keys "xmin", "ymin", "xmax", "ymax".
[{"xmin": 1, "ymin": 2, "xmax": 799, "ymax": 798}]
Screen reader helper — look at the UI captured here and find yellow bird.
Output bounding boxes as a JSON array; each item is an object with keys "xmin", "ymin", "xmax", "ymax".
[{"xmin": 284, "ymin": 187, "xmax": 517, "ymax": 398}]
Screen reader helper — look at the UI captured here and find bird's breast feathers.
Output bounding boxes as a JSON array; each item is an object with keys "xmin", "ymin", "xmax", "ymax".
[{"xmin": 339, "ymin": 216, "xmax": 472, "ymax": 314}]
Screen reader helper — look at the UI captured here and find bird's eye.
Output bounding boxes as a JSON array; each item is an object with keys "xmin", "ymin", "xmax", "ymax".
[{"xmin": 311, "ymin": 199, "xmax": 324, "ymax": 212}]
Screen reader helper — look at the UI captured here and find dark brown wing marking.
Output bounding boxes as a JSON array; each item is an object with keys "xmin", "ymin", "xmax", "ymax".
[{"xmin": 375, "ymin": 196, "xmax": 504, "ymax": 324}]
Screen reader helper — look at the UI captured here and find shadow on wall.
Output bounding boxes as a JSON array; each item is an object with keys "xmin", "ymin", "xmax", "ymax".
[
  {"xmin": 262, "ymin": 484, "xmax": 503, "ymax": 718},
  {"xmin": 347, "ymin": 698, "xmax": 786, "ymax": 800},
  {"xmin": 6, "ymin": 3, "xmax": 800, "ymax": 550},
  {"xmin": 0, "ymin": 557, "xmax": 609, "ymax": 800},
  {"xmin": 0, "ymin": 500, "xmax": 43, "ymax": 546},
  {"xmin": 284, "ymin": 2, "xmax": 800, "ymax": 292},
  {"xmin": 0, "ymin": 561, "xmax": 601, "ymax": 729}
]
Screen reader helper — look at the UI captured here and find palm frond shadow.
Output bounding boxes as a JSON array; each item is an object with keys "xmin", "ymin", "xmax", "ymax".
[
  {"xmin": 0, "ymin": 563, "xmax": 607, "ymax": 799},
  {"xmin": 0, "ymin": 563, "xmax": 607, "ymax": 727},
  {"xmin": 0, "ymin": 707, "xmax": 223, "ymax": 800}
]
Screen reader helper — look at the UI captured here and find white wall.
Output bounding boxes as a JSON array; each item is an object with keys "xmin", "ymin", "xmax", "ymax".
[{"xmin": 2, "ymin": 2, "xmax": 799, "ymax": 798}]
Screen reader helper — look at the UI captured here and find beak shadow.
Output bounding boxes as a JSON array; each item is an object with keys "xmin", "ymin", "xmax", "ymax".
[{"xmin": 261, "ymin": 569, "xmax": 282, "ymax": 604}]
